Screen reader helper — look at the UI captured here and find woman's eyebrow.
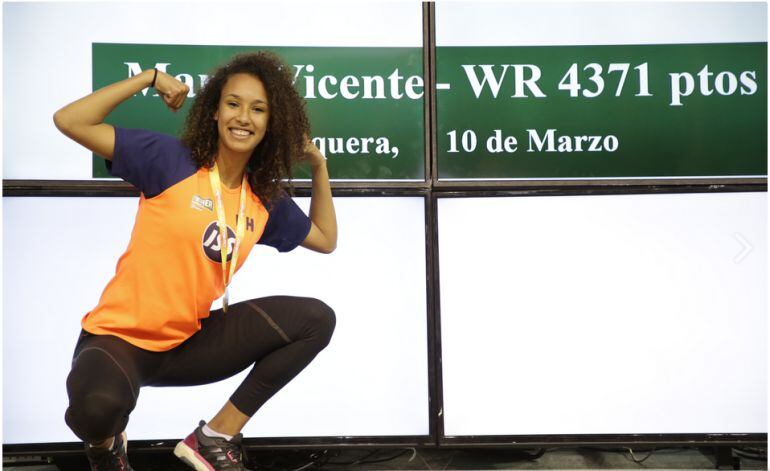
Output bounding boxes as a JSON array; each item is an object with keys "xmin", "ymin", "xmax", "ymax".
[{"xmin": 225, "ymin": 93, "xmax": 268, "ymax": 105}]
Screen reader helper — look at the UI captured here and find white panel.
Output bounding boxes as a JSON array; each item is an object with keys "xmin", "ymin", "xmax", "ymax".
[
  {"xmin": 2, "ymin": 2, "xmax": 422, "ymax": 180},
  {"xmin": 3, "ymin": 196, "xmax": 429, "ymax": 443},
  {"xmin": 438, "ymin": 192, "xmax": 767, "ymax": 435},
  {"xmin": 436, "ymin": 2, "xmax": 767, "ymax": 46}
]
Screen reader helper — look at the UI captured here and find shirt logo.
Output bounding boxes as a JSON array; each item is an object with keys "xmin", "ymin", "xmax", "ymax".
[
  {"xmin": 191, "ymin": 195, "xmax": 214, "ymax": 212},
  {"xmin": 202, "ymin": 221, "xmax": 235, "ymax": 262}
]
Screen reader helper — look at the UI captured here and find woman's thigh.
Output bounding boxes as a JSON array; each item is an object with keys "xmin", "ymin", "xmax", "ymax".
[
  {"xmin": 68, "ymin": 331, "xmax": 161, "ymax": 390},
  {"xmin": 149, "ymin": 296, "xmax": 333, "ymax": 387}
]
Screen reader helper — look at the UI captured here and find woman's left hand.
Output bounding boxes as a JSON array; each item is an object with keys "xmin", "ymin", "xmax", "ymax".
[{"xmin": 302, "ymin": 138, "xmax": 326, "ymax": 169}]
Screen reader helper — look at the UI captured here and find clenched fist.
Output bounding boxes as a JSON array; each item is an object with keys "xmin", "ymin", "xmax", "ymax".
[{"xmin": 153, "ymin": 70, "xmax": 189, "ymax": 112}]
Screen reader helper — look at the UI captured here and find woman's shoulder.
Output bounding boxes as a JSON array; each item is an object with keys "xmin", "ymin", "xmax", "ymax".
[
  {"xmin": 115, "ymin": 127, "xmax": 190, "ymax": 153},
  {"xmin": 111, "ymin": 127, "xmax": 198, "ymax": 198}
]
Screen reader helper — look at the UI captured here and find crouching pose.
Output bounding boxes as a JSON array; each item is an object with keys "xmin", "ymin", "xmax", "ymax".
[{"xmin": 54, "ymin": 51, "xmax": 337, "ymax": 471}]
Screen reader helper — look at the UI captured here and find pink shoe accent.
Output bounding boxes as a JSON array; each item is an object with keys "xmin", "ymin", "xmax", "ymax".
[
  {"xmin": 183, "ymin": 432, "xmax": 199, "ymax": 449},
  {"xmin": 178, "ymin": 432, "xmax": 215, "ymax": 471}
]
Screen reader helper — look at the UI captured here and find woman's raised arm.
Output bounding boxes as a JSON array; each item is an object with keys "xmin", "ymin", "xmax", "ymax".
[
  {"xmin": 53, "ymin": 69, "xmax": 189, "ymax": 160},
  {"xmin": 300, "ymin": 140, "xmax": 338, "ymax": 254}
]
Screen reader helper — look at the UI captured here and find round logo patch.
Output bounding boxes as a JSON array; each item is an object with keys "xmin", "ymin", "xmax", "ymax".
[{"xmin": 202, "ymin": 221, "xmax": 236, "ymax": 263}]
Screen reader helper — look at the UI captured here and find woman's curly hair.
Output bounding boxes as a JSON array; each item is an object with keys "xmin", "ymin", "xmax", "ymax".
[{"xmin": 182, "ymin": 51, "xmax": 309, "ymax": 206}]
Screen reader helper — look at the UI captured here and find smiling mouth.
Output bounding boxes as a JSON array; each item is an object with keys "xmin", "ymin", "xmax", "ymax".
[{"xmin": 229, "ymin": 128, "xmax": 254, "ymax": 137}]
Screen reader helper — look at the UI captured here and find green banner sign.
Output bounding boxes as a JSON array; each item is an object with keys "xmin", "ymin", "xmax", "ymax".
[
  {"xmin": 436, "ymin": 43, "xmax": 767, "ymax": 180},
  {"xmin": 92, "ymin": 43, "xmax": 425, "ymax": 180}
]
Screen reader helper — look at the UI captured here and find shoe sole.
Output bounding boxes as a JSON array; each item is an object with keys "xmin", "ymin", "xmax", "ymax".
[
  {"xmin": 119, "ymin": 432, "xmax": 133, "ymax": 470},
  {"xmin": 173, "ymin": 440, "xmax": 216, "ymax": 471}
]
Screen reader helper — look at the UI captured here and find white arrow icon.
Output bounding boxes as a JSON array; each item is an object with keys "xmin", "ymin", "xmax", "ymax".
[{"xmin": 733, "ymin": 233, "xmax": 753, "ymax": 264}]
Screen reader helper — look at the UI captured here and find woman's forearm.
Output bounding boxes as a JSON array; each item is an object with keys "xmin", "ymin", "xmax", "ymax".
[
  {"xmin": 53, "ymin": 69, "xmax": 188, "ymax": 159},
  {"xmin": 54, "ymin": 69, "xmax": 155, "ymax": 134},
  {"xmin": 309, "ymin": 160, "xmax": 338, "ymax": 252}
]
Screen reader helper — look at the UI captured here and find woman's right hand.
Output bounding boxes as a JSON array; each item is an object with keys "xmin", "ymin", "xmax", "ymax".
[{"xmin": 154, "ymin": 70, "xmax": 190, "ymax": 112}]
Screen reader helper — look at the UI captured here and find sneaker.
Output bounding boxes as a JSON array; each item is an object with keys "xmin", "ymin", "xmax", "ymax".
[
  {"xmin": 174, "ymin": 420, "xmax": 250, "ymax": 471},
  {"xmin": 84, "ymin": 431, "xmax": 133, "ymax": 471}
]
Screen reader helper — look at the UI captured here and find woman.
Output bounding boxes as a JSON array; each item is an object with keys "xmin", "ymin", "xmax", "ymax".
[{"xmin": 53, "ymin": 52, "xmax": 337, "ymax": 471}]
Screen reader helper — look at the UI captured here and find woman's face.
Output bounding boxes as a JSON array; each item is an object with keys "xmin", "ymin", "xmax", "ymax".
[{"xmin": 214, "ymin": 73, "xmax": 270, "ymax": 159}]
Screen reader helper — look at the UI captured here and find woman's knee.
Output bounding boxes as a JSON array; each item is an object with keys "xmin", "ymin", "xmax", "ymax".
[
  {"xmin": 65, "ymin": 391, "xmax": 130, "ymax": 441},
  {"xmin": 302, "ymin": 298, "xmax": 336, "ymax": 347},
  {"xmin": 65, "ymin": 348, "xmax": 136, "ymax": 441}
]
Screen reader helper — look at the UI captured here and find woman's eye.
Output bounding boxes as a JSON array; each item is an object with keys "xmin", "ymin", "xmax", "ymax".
[
  {"xmin": 252, "ymin": 107, "xmax": 264, "ymax": 113},
  {"xmin": 227, "ymin": 102, "xmax": 238, "ymax": 108}
]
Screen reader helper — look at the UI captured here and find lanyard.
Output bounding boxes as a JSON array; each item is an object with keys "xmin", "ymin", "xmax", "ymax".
[{"xmin": 209, "ymin": 163, "xmax": 248, "ymax": 313}]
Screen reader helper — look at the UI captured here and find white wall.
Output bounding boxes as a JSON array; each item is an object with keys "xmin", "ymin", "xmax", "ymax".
[
  {"xmin": 3, "ymin": 196, "xmax": 429, "ymax": 443},
  {"xmin": 436, "ymin": 2, "xmax": 767, "ymax": 46},
  {"xmin": 438, "ymin": 192, "xmax": 766, "ymax": 435}
]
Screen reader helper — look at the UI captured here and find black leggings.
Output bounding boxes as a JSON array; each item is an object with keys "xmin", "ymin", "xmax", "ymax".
[{"xmin": 64, "ymin": 296, "xmax": 335, "ymax": 443}]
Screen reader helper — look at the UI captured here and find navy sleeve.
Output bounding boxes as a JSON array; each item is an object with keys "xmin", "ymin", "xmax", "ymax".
[
  {"xmin": 108, "ymin": 127, "xmax": 197, "ymax": 198},
  {"xmin": 257, "ymin": 193, "xmax": 312, "ymax": 252}
]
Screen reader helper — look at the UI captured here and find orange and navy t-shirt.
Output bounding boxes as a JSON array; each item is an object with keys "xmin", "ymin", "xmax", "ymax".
[{"xmin": 81, "ymin": 127, "xmax": 311, "ymax": 351}]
